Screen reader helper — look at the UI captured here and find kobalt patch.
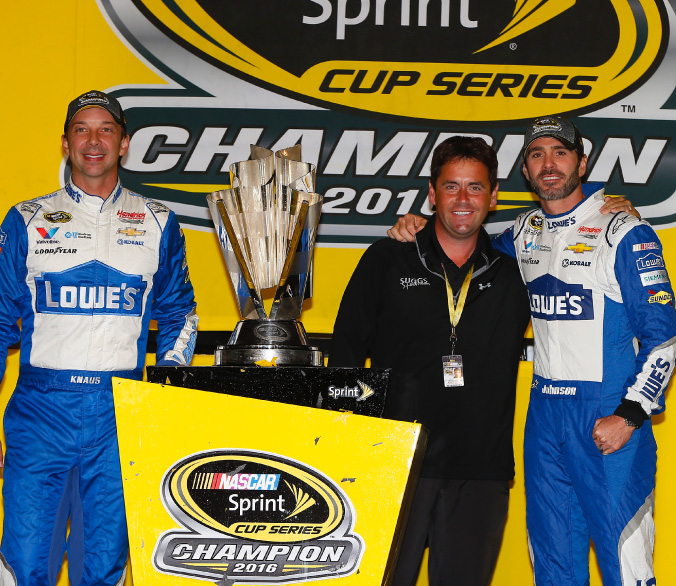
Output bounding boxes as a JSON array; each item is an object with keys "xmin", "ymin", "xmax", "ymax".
[{"xmin": 153, "ymin": 449, "xmax": 364, "ymax": 583}]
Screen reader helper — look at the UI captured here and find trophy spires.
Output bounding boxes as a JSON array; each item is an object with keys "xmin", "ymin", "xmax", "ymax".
[{"xmin": 206, "ymin": 145, "xmax": 324, "ymax": 366}]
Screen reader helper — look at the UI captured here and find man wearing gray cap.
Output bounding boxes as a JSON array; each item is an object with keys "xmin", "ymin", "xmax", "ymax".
[
  {"xmin": 0, "ymin": 90, "xmax": 198, "ymax": 585},
  {"xmin": 389, "ymin": 116, "xmax": 676, "ymax": 585},
  {"xmin": 491, "ymin": 116, "xmax": 676, "ymax": 586}
]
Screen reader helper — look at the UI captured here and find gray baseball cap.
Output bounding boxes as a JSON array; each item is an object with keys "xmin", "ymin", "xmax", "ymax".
[
  {"xmin": 522, "ymin": 116, "xmax": 584, "ymax": 159},
  {"xmin": 64, "ymin": 90, "xmax": 126, "ymax": 134}
]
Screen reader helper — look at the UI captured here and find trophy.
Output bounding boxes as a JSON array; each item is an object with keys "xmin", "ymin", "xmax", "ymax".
[{"xmin": 206, "ymin": 145, "xmax": 323, "ymax": 366}]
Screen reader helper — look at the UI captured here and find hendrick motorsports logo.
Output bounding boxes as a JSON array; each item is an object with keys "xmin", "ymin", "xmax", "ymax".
[{"xmin": 153, "ymin": 450, "xmax": 365, "ymax": 584}]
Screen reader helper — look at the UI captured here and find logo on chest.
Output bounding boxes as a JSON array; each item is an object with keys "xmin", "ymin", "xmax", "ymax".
[
  {"xmin": 528, "ymin": 275, "xmax": 594, "ymax": 321},
  {"xmin": 400, "ymin": 277, "xmax": 430, "ymax": 289},
  {"xmin": 34, "ymin": 260, "xmax": 147, "ymax": 316}
]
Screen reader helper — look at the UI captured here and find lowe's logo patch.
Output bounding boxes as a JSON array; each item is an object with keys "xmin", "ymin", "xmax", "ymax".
[
  {"xmin": 528, "ymin": 275, "xmax": 593, "ymax": 321},
  {"xmin": 636, "ymin": 253, "xmax": 665, "ymax": 271},
  {"xmin": 547, "ymin": 217, "xmax": 576, "ymax": 230},
  {"xmin": 34, "ymin": 260, "xmax": 147, "ymax": 316}
]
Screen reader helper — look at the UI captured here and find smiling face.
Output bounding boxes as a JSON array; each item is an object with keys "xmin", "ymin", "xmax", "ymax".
[
  {"xmin": 428, "ymin": 157, "xmax": 498, "ymax": 247},
  {"xmin": 62, "ymin": 107, "xmax": 129, "ymax": 197},
  {"xmin": 523, "ymin": 136, "xmax": 587, "ymax": 205}
]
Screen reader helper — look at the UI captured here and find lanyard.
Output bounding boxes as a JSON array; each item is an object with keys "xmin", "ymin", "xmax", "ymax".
[{"xmin": 442, "ymin": 264, "xmax": 473, "ymax": 354}]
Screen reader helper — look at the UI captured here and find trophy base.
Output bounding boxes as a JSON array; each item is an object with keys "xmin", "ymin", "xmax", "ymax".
[{"xmin": 214, "ymin": 320, "xmax": 323, "ymax": 367}]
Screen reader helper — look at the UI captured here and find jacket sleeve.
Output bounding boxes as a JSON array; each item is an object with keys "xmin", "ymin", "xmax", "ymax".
[
  {"xmin": 612, "ymin": 222, "xmax": 676, "ymax": 418},
  {"xmin": 491, "ymin": 226, "xmax": 517, "ymax": 259},
  {"xmin": 328, "ymin": 241, "xmax": 389, "ymax": 367},
  {"xmin": 151, "ymin": 211, "xmax": 199, "ymax": 366},
  {"xmin": 0, "ymin": 208, "xmax": 27, "ymax": 381}
]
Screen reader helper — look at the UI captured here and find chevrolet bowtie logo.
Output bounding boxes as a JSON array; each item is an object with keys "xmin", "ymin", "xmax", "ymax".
[
  {"xmin": 566, "ymin": 243, "xmax": 594, "ymax": 253},
  {"xmin": 117, "ymin": 228, "xmax": 146, "ymax": 237}
]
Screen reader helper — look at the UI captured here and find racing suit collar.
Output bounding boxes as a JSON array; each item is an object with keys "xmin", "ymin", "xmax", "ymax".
[
  {"xmin": 542, "ymin": 182, "xmax": 605, "ymax": 233},
  {"xmin": 66, "ymin": 177, "xmax": 123, "ymax": 209}
]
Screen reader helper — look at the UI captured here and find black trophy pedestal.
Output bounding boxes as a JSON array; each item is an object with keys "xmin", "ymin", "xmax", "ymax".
[{"xmin": 145, "ymin": 365, "xmax": 390, "ymax": 418}]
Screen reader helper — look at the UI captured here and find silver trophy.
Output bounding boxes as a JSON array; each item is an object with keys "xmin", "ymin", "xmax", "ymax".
[{"xmin": 206, "ymin": 146, "xmax": 323, "ymax": 366}]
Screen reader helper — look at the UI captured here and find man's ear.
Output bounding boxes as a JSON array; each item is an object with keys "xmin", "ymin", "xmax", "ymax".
[
  {"xmin": 578, "ymin": 154, "xmax": 588, "ymax": 178},
  {"xmin": 119, "ymin": 134, "xmax": 130, "ymax": 158},
  {"xmin": 490, "ymin": 183, "xmax": 499, "ymax": 208},
  {"xmin": 522, "ymin": 161, "xmax": 530, "ymax": 183},
  {"xmin": 428, "ymin": 181, "xmax": 436, "ymax": 208},
  {"xmin": 62, "ymin": 134, "xmax": 70, "ymax": 157}
]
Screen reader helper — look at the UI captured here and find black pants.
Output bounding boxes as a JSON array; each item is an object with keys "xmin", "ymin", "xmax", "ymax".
[{"xmin": 391, "ymin": 478, "xmax": 509, "ymax": 586}]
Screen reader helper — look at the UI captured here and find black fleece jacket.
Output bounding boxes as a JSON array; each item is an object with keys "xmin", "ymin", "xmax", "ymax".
[{"xmin": 329, "ymin": 219, "xmax": 531, "ymax": 479}]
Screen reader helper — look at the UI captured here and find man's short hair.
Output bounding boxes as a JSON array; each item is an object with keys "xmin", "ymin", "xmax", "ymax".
[{"xmin": 430, "ymin": 136, "xmax": 498, "ymax": 191}]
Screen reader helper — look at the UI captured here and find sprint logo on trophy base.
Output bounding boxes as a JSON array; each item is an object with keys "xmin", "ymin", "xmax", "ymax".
[{"xmin": 153, "ymin": 450, "xmax": 365, "ymax": 584}]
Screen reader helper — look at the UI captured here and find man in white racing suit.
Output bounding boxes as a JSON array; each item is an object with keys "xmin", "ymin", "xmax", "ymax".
[
  {"xmin": 490, "ymin": 116, "xmax": 676, "ymax": 586},
  {"xmin": 0, "ymin": 90, "xmax": 198, "ymax": 586}
]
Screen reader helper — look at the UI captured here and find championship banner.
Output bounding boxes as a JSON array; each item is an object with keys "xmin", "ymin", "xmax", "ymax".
[
  {"xmin": 90, "ymin": 0, "xmax": 676, "ymax": 250},
  {"xmin": 2, "ymin": 2, "xmax": 676, "ymax": 586}
]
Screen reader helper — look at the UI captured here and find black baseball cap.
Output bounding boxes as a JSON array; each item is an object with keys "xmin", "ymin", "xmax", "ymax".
[
  {"xmin": 64, "ymin": 90, "xmax": 126, "ymax": 134},
  {"xmin": 522, "ymin": 116, "xmax": 584, "ymax": 159}
]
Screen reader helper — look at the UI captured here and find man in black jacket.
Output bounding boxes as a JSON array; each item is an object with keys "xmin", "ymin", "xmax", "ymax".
[{"xmin": 329, "ymin": 136, "xmax": 531, "ymax": 586}]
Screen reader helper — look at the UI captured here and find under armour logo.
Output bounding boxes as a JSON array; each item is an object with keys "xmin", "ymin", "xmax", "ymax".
[{"xmin": 478, "ymin": 283, "xmax": 491, "ymax": 290}]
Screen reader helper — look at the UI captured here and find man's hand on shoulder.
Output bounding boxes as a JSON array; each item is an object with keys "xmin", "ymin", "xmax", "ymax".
[
  {"xmin": 387, "ymin": 214, "xmax": 427, "ymax": 242},
  {"xmin": 600, "ymin": 196, "xmax": 640, "ymax": 219},
  {"xmin": 592, "ymin": 415, "xmax": 634, "ymax": 455}
]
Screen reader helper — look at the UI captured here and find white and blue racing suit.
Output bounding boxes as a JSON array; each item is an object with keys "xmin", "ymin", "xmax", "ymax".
[
  {"xmin": 0, "ymin": 179, "xmax": 198, "ymax": 586},
  {"xmin": 493, "ymin": 183, "xmax": 676, "ymax": 586}
]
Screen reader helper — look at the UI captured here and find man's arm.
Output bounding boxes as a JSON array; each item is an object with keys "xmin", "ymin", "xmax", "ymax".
[
  {"xmin": 593, "ymin": 222, "xmax": 676, "ymax": 454},
  {"xmin": 151, "ymin": 211, "xmax": 198, "ymax": 366},
  {"xmin": 386, "ymin": 196, "xmax": 639, "ymax": 242},
  {"xmin": 0, "ymin": 209, "xmax": 28, "ymax": 466},
  {"xmin": 328, "ymin": 243, "xmax": 388, "ymax": 367}
]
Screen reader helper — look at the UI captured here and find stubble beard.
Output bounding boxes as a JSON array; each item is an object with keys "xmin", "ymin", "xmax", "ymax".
[{"xmin": 532, "ymin": 169, "xmax": 581, "ymax": 201}]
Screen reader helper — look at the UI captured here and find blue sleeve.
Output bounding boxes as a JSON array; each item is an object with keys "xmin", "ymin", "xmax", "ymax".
[
  {"xmin": 614, "ymin": 224, "xmax": 676, "ymax": 415},
  {"xmin": 151, "ymin": 212, "xmax": 198, "ymax": 366},
  {"xmin": 491, "ymin": 227, "xmax": 517, "ymax": 259},
  {"xmin": 0, "ymin": 209, "xmax": 27, "ymax": 381}
]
